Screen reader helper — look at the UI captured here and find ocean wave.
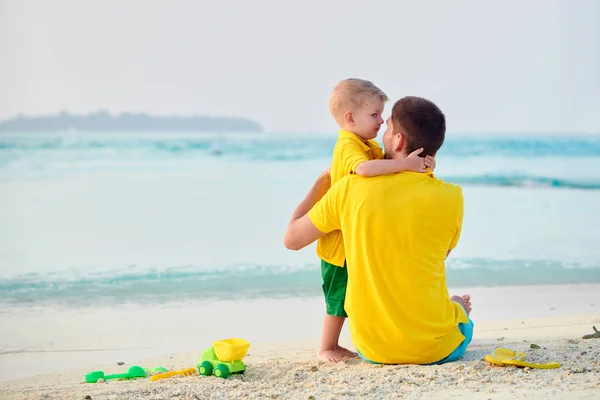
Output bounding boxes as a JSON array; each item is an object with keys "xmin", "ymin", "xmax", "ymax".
[
  {"xmin": 443, "ymin": 174, "xmax": 600, "ymax": 190},
  {"xmin": 0, "ymin": 260, "xmax": 598, "ymax": 306},
  {"xmin": 1, "ymin": 135, "xmax": 600, "ymax": 158},
  {"xmin": 2, "ymin": 134, "xmax": 600, "ymax": 190}
]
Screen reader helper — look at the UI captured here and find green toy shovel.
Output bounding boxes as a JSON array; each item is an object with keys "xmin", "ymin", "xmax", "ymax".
[{"xmin": 85, "ymin": 365, "xmax": 147, "ymax": 383}]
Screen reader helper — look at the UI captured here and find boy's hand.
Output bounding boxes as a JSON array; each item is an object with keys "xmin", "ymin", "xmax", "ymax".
[
  {"xmin": 425, "ymin": 155, "xmax": 436, "ymax": 171},
  {"xmin": 404, "ymin": 148, "xmax": 426, "ymax": 172},
  {"xmin": 404, "ymin": 148, "xmax": 436, "ymax": 172}
]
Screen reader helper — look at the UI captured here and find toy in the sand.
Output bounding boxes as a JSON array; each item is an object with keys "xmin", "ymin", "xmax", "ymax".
[
  {"xmin": 84, "ymin": 339, "xmax": 250, "ymax": 383},
  {"xmin": 144, "ymin": 366, "xmax": 168, "ymax": 375},
  {"xmin": 85, "ymin": 365, "xmax": 147, "ymax": 383},
  {"xmin": 485, "ymin": 347, "xmax": 560, "ymax": 369},
  {"xmin": 197, "ymin": 338, "xmax": 250, "ymax": 379},
  {"xmin": 150, "ymin": 367, "xmax": 197, "ymax": 381}
]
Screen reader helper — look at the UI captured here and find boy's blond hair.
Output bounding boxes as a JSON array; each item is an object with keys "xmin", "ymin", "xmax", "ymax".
[{"xmin": 329, "ymin": 78, "xmax": 389, "ymax": 126}]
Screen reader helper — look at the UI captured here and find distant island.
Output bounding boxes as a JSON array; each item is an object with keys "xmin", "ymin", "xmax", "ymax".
[{"xmin": 0, "ymin": 110, "xmax": 264, "ymax": 132}]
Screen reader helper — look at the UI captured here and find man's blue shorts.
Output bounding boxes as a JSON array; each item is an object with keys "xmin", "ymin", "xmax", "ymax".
[
  {"xmin": 357, "ymin": 303, "xmax": 474, "ymax": 365},
  {"xmin": 429, "ymin": 310, "xmax": 474, "ymax": 364}
]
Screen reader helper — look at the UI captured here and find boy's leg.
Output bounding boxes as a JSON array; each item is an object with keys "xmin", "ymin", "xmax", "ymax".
[
  {"xmin": 319, "ymin": 260, "xmax": 356, "ymax": 362},
  {"xmin": 319, "ymin": 314, "xmax": 346, "ymax": 362}
]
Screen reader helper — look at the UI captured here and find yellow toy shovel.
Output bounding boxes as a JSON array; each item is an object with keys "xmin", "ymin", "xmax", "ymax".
[{"xmin": 149, "ymin": 367, "xmax": 197, "ymax": 381}]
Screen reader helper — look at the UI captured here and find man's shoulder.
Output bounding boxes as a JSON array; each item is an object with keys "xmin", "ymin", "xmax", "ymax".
[
  {"xmin": 432, "ymin": 176, "xmax": 462, "ymax": 190},
  {"xmin": 428, "ymin": 176, "xmax": 463, "ymax": 200},
  {"xmin": 328, "ymin": 174, "xmax": 360, "ymax": 195},
  {"xmin": 332, "ymin": 174, "xmax": 373, "ymax": 197},
  {"xmin": 440, "ymin": 176, "xmax": 462, "ymax": 188},
  {"xmin": 333, "ymin": 173, "xmax": 358, "ymax": 186}
]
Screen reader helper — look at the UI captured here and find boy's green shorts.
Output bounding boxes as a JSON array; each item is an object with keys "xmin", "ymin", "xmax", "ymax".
[{"xmin": 321, "ymin": 259, "xmax": 348, "ymax": 318}]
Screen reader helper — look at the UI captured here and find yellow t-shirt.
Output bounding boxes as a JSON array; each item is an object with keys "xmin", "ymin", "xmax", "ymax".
[
  {"xmin": 316, "ymin": 130, "xmax": 384, "ymax": 266},
  {"xmin": 308, "ymin": 172, "xmax": 468, "ymax": 364}
]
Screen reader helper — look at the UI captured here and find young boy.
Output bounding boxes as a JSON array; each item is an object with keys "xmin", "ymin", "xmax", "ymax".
[{"xmin": 318, "ymin": 78, "xmax": 435, "ymax": 362}]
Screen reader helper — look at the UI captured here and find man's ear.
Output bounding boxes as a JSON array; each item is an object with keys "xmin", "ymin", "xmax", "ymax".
[
  {"xmin": 344, "ymin": 111, "xmax": 354, "ymax": 126},
  {"xmin": 394, "ymin": 132, "xmax": 405, "ymax": 152}
]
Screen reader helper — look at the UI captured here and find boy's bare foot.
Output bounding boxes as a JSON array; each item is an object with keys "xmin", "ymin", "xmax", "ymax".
[
  {"xmin": 318, "ymin": 345, "xmax": 358, "ymax": 362},
  {"xmin": 451, "ymin": 294, "xmax": 472, "ymax": 315},
  {"xmin": 319, "ymin": 314, "xmax": 353, "ymax": 362},
  {"xmin": 335, "ymin": 345, "xmax": 358, "ymax": 358}
]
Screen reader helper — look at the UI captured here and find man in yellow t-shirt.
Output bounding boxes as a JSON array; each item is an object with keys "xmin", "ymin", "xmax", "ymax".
[{"xmin": 284, "ymin": 96, "xmax": 474, "ymax": 364}]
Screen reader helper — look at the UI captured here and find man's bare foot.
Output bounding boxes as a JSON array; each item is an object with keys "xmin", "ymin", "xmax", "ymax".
[
  {"xmin": 451, "ymin": 294, "xmax": 472, "ymax": 315},
  {"xmin": 318, "ymin": 349, "xmax": 345, "ymax": 362},
  {"xmin": 335, "ymin": 345, "xmax": 358, "ymax": 358}
]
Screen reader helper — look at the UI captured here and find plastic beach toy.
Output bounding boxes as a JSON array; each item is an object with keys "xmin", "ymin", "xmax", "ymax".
[
  {"xmin": 485, "ymin": 347, "xmax": 560, "ymax": 369},
  {"xmin": 150, "ymin": 367, "xmax": 197, "ymax": 381},
  {"xmin": 197, "ymin": 338, "xmax": 250, "ymax": 379},
  {"xmin": 85, "ymin": 365, "xmax": 147, "ymax": 383},
  {"xmin": 144, "ymin": 366, "xmax": 168, "ymax": 375}
]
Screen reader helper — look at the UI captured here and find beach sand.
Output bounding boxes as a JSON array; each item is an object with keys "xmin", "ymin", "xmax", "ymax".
[{"xmin": 1, "ymin": 285, "xmax": 599, "ymax": 399}]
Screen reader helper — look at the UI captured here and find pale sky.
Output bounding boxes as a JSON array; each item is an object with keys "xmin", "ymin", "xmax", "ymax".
[{"xmin": 1, "ymin": 0, "xmax": 598, "ymax": 133}]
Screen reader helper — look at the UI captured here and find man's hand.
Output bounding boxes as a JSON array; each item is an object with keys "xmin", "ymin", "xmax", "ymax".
[
  {"xmin": 283, "ymin": 168, "xmax": 331, "ymax": 250},
  {"xmin": 314, "ymin": 168, "xmax": 331, "ymax": 197}
]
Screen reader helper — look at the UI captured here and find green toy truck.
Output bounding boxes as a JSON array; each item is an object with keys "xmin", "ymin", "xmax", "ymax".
[{"xmin": 197, "ymin": 338, "xmax": 250, "ymax": 379}]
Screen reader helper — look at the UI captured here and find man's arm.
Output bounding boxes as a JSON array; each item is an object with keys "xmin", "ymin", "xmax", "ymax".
[
  {"xmin": 446, "ymin": 188, "xmax": 465, "ymax": 259},
  {"xmin": 283, "ymin": 169, "xmax": 331, "ymax": 250}
]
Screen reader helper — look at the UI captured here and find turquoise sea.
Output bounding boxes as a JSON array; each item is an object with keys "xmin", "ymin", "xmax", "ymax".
[{"xmin": 1, "ymin": 132, "xmax": 599, "ymax": 306}]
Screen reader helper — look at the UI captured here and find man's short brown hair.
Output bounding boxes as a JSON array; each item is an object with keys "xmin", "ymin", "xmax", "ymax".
[{"xmin": 391, "ymin": 96, "xmax": 446, "ymax": 156}]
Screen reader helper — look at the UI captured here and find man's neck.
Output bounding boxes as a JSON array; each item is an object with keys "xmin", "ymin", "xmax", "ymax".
[{"xmin": 388, "ymin": 151, "xmax": 409, "ymax": 161}]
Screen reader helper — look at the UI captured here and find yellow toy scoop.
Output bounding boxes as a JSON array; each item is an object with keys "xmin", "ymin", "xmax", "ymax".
[
  {"xmin": 150, "ymin": 367, "xmax": 197, "ymax": 381},
  {"xmin": 485, "ymin": 347, "xmax": 560, "ymax": 369}
]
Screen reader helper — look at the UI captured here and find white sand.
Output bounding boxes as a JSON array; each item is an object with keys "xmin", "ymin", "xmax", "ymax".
[{"xmin": 1, "ymin": 284, "xmax": 599, "ymax": 399}]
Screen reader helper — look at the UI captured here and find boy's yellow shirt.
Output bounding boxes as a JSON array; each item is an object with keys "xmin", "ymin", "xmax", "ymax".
[
  {"xmin": 316, "ymin": 130, "xmax": 384, "ymax": 267},
  {"xmin": 308, "ymin": 172, "xmax": 467, "ymax": 364}
]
